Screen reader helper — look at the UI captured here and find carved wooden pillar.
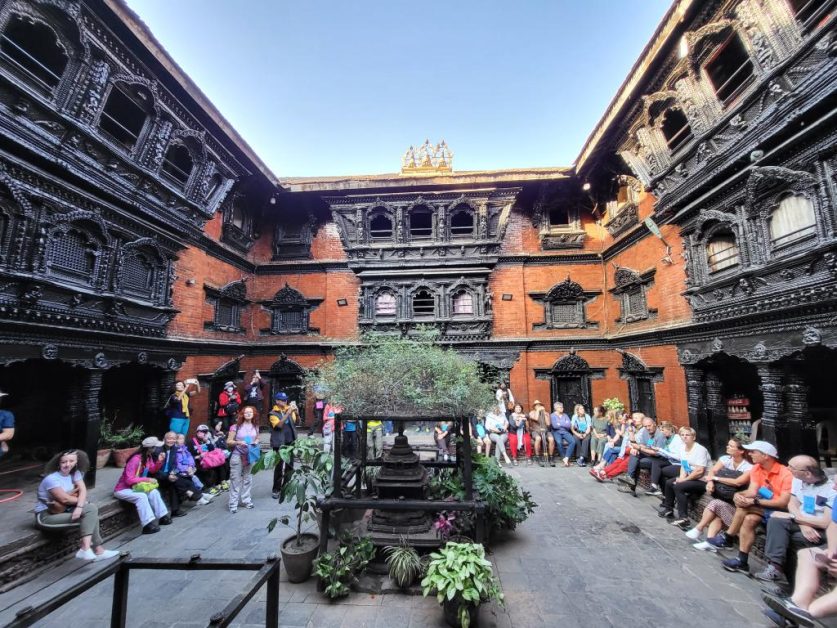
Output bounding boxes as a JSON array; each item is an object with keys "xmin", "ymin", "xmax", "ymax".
[
  {"xmin": 159, "ymin": 370, "xmax": 177, "ymax": 434},
  {"xmin": 784, "ymin": 369, "xmax": 817, "ymax": 460},
  {"xmin": 757, "ymin": 364, "xmax": 786, "ymax": 458},
  {"xmin": 685, "ymin": 365, "xmax": 707, "ymax": 445},
  {"xmin": 143, "ymin": 374, "xmax": 163, "ymax": 435},
  {"xmin": 68, "ymin": 368, "xmax": 104, "ymax": 487},
  {"xmin": 705, "ymin": 370, "xmax": 728, "ymax": 459}
]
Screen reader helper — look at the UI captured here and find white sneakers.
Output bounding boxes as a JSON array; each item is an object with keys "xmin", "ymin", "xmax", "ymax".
[
  {"xmin": 685, "ymin": 527, "xmax": 702, "ymax": 540},
  {"xmin": 76, "ymin": 548, "xmax": 120, "ymax": 561},
  {"xmin": 692, "ymin": 541, "xmax": 717, "ymax": 552},
  {"xmin": 197, "ymin": 492, "xmax": 215, "ymax": 506}
]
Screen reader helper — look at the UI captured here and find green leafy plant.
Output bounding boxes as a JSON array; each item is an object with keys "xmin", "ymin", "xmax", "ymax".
[
  {"xmin": 255, "ymin": 436, "xmax": 332, "ymax": 548},
  {"xmin": 602, "ymin": 397, "xmax": 625, "ymax": 413},
  {"xmin": 305, "ymin": 329, "xmax": 494, "ymax": 418},
  {"xmin": 313, "ymin": 533, "xmax": 376, "ymax": 598},
  {"xmin": 384, "ymin": 539, "xmax": 422, "ymax": 588},
  {"xmin": 421, "ymin": 542, "xmax": 503, "ymax": 628},
  {"xmin": 471, "ymin": 454, "xmax": 537, "ymax": 534},
  {"xmin": 98, "ymin": 416, "xmax": 145, "ymax": 449}
]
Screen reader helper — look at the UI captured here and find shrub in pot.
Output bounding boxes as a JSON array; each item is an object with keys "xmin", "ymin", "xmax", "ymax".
[
  {"xmin": 255, "ymin": 436, "xmax": 331, "ymax": 583},
  {"xmin": 384, "ymin": 540, "xmax": 422, "ymax": 589},
  {"xmin": 421, "ymin": 542, "xmax": 503, "ymax": 628},
  {"xmin": 313, "ymin": 532, "xmax": 375, "ymax": 599},
  {"xmin": 99, "ymin": 418, "xmax": 145, "ymax": 468}
]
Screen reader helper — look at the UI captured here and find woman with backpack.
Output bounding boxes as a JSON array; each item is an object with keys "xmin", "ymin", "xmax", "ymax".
[
  {"xmin": 215, "ymin": 381, "xmax": 242, "ymax": 432},
  {"xmin": 226, "ymin": 406, "xmax": 260, "ymax": 513}
]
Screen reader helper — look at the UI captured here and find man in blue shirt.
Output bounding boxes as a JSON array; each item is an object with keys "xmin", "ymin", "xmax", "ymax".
[
  {"xmin": 550, "ymin": 402, "xmax": 575, "ymax": 467},
  {"xmin": 0, "ymin": 391, "xmax": 15, "ymax": 462}
]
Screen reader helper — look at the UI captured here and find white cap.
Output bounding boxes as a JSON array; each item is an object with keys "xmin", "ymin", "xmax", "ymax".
[{"xmin": 743, "ymin": 440, "xmax": 778, "ymax": 458}]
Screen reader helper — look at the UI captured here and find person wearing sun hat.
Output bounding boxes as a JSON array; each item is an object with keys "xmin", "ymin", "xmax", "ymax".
[
  {"xmin": 709, "ymin": 440, "xmax": 793, "ymax": 576},
  {"xmin": 526, "ymin": 400, "xmax": 551, "ymax": 467},
  {"xmin": 113, "ymin": 436, "xmax": 170, "ymax": 534}
]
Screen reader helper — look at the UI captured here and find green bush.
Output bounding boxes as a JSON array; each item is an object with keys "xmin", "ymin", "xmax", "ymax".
[{"xmin": 313, "ymin": 533, "xmax": 376, "ymax": 599}]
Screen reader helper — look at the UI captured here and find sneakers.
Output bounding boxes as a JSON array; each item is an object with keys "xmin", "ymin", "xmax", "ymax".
[
  {"xmin": 721, "ymin": 557, "xmax": 750, "ymax": 574},
  {"xmin": 562, "ymin": 457, "xmax": 569, "ymax": 468},
  {"xmin": 576, "ymin": 457, "xmax": 586, "ymax": 467},
  {"xmin": 271, "ymin": 490, "xmax": 280, "ymax": 499},
  {"xmin": 617, "ymin": 483, "xmax": 636, "ymax": 494},
  {"xmin": 692, "ymin": 541, "xmax": 717, "ymax": 553},
  {"xmin": 197, "ymin": 494, "xmax": 213, "ymax": 506},
  {"xmin": 229, "ymin": 507, "xmax": 238, "ymax": 514},
  {"xmin": 707, "ymin": 532, "xmax": 734, "ymax": 549},
  {"xmin": 754, "ymin": 563, "xmax": 785, "ymax": 582},
  {"xmin": 142, "ymin": 522, "xmax": 161, "ymax": 534},
  {"xmin": 644, "ymin": 485, "xmax": 663, "ymax": 497},
  {"xmin": 244, "ymin": 503, "xmax": 255, "ymax": 509},
  {"xmin": 209, "ymin": 486, "xmax": 220, "ymax": 495},
  {"xmin": 512, "ymin": 459, "xmax": 518, "ymax": 466},
  {"xmin": 93, "ymin": 549, "xmax": 120, "ymax": 562},
  {"xmin": 221, "ymin": 481, "xmax": 230, "ymax": 491},
  {"xmin": 762, "ymin": 593, "xmax": 816, "ymax": 628},
  {"xmin": 537, "ymin": 458, "xmax": 545, "ymax": 467},
  {"xmin": 158, "ymin": 515, "xmax": 172, "ymax": 526},
  {"xmin": 684, "ymin": 527, "xmax": 702, "ymax": 541},
  {"xmin": 671, "ymin": 518, "xmax": 691, "ymax": 530},
  {"xmin": 616, "ymin": 474, "xmax": 636, "ymax": 487},
  {"xmin": 75, "ymin": 548, "xmax": 96, "ymax": 561},
  {"xmin": 657, "ymin": 506, "xmax": 674, "ymax": 518}
]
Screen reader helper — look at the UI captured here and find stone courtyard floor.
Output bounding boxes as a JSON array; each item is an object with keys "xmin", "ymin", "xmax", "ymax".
[{"xmin": 0, "ymin": 441, "xmax": 785, "ymax": 627}]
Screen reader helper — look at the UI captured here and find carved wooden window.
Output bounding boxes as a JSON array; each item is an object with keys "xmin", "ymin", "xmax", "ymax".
[
  {"xmin": 273, "ymin": 308, "xmax": 305, "ymax": 334},
  {"xmin": 661, "ymin": 109, "xmax": 693, "ymax": 152},
  {"xmin": 551, "ymin": 302, "xmax": 581, "ymax": 325},
  {"xmin": 215, "ymin": 299, "xmax": 238, "ymax": 330},
  {"xmin": 769, "ymin": 195, "xmax": 816, "ymax": 248},
  {"xmin": 626, "ymin": 288, "xmax": 646, "ymax": 319},
  {"xmin": 122, "ymin": 252, "xmax": 155, "ymax": 299},
  {"xmin": 266, "ymin": 284, "xmax": 314, "ymax": 334},
  {"xmin": 704, "ymin": 35, "xmax": 754, "ymax": 106},
  {"xmin": 452, "ymin": 290, "xmax": 474, "ymax": 315},
  {"xmin": 375, "ymin": 292, "xmax": 397, "ymax": 317},
  {"xmin": 51, "ymin": 229, "xmax": 95, "ymax": 279},
  {"xmin": 161, "ymin": 143, "xmax": 193, "ymax": 187},
  {"xmin": 0, "ymin": 14, "xmax": 68, "ymax": 92},
  {"xmin": 370, "ymin": 214, "xmax": 393, "ymax": 240},
  {"xmin": 204, "ymin": 173, "xmax": 223, "ymax": 201},
  {"xmin": 231, "ymin": 200, "xmax": 246, "ymax": 229},
  {"xmin": 99, "ymin": 84, "xmax": 149, "ymax": 150},
  {"xmin": 412, "ymin": 290, "xmax": 435, "ymax": 317},
  {"xmin": 549, "ymin": 206, "xmax": 570, "ymax": 228},
  {"xmin": 787, "ymin": 0, "xmax": 831, "ymax": 30},
  {"xmin": 450, "ymin": 208, "xmax": 474, "ymax": 238},
  {"xmin": 706, "ymin": 233, "xmax": 740, "ymax": 272},
  {"xmin": 409, "ymin": 208, "xmax": 433, "ymax": 240}
]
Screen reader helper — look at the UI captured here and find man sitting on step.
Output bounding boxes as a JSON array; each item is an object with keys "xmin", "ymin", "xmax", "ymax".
[{"xmin": 617, "ymin": 415, "xmax": 666, "ymax": 495}]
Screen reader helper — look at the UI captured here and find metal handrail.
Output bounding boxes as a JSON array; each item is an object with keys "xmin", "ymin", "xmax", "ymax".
[{"xmin": 8, "ymin": 554, "xmax": 280, "ymax": 628}]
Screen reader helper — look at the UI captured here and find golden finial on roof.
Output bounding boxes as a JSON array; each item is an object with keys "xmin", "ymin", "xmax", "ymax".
[{"xmin": 400, "ymin": 139, "xmax": 453, "ymax": 175}]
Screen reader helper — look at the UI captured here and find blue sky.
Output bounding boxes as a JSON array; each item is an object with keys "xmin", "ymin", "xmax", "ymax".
[{"xmin": 126, "ymin": 0, "xmax": 671, "ymax": 177}]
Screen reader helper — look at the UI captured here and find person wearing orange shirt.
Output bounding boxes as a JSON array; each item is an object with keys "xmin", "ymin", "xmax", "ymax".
[{"xmin": 708, "ymin": 440, "xmax": 792, "ymax": 575}]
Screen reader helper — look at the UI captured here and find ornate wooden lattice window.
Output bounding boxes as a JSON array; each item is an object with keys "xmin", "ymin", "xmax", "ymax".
[
  {"xmin": 49, "ymin": 228, "xmax": 96, "ymax": 283},
  {"xmin": 222, "ymin": 194, "xmax": 256, "ymax": 253},
  {"xmin": 661, "ymin": 109, "xmax": 693, "ymax": 152},
  {"xmin": 706, "ymin": 232, "xmax": 740, "ymax": 273},
  {"xmin": 787, "ymin": 0, "xmax": 831, "ymax": 30},
  {"xmin": 370, "ymin": 214, "xmax": 393, "ymax": 240},
  {"xmin": 161, "ymin": 143, "xmax": 193, "ymax": 187},
  {"xmin": 121, "ymin": 252, "xmax": 154, "ymax": 298},
  {"xmin": 531, "ymin": 278, "xmax": 597, "ymax": 329},
  {"xmin": 204, "ymin": 280, "xmax": 247, "ymax": 333},
  {"xmin": 267, "ymin": 284, "xmax": 313, "ymax": 335},
  {"xmin": 769, "ymin": 195, "xmax": 816, "ymax": 248},
  {"xmin": 704, "ymin": 34, "xmax": 754, "ymax": 107},
  {"xmin": 0, "ymin": 14, "xmax": 68, "ymax": 93},
  {"xmin": 412, "ymin": 289, "xmax": 435, "ymax": 317},
  {"xmin": 409, "ymin": 207, "xmax": 433, "ymax": 240},
  {"xmin": 273, "ymin": 213, "xmax": 315, "ymax": 259},
  {"xmin": 449, "ymin": 207, "xmax": 475, "ymax": 238},
  {"xmin": 375, "ymin": 291, "xmax": 397, "ymax": 317},
  {"xmin": 610, "ymin": 267, "xmax": 656, "ymax": 324},
  {"xmin": 452, "ymin": 290, "xmax": 474, "ymax": 315},
  {"xmin": 99, "ymin": 84, "xmax": 150, "ymax": 151},
  {"xmin": 204, "ymin": 173, "xmax": 224, "ymax": 202}
]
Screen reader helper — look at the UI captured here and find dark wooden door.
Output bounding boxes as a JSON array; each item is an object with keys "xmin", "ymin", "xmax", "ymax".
[
  {"xmin": 551, "ymin": 376, "xmax": 589, "ymax": 411},
  {"xmin": 634, "ymin": 377, "xmax": 656, "ymax": 418}
]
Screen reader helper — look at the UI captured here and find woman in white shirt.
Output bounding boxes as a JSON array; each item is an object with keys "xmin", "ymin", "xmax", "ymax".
[
  {"xmin": 485, "ymin": 407, "xmax": 512, "ymax": 466},
  {"xmin": 657, "ymin": 427, "xmax": 712, "ymax": 529},
  {"xmin": 687, "ymin": 437, "xmax": 753, "ymax": 550}
]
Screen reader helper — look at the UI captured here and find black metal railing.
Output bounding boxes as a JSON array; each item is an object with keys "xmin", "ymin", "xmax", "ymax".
[{"xmin": 8, "ymin": 554, "xmax": 280, "ymax": 628}]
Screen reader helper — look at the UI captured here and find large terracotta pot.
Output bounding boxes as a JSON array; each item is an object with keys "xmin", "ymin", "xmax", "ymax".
[
  {"xmin": 281, "ymin": 533, "xmax": 320, "ymax": 583},
  {"xmin": 96, "ymin": 448, "xmax": 111, "ymax": 469},
  {"xmin": 112, "ymin": 447, "xmax": 136, "ymax": 468}
]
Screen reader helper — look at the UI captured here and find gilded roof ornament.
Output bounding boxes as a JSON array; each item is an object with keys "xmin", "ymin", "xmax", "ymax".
[{"xmin": 401, "ymin": 139, "xmax": 453, "ymax": 175}]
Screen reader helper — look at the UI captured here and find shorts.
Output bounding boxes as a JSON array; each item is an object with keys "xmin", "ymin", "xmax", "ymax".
[{"xmin": 169, "ymin": 418, "xmax": 190, "ymax": 435}]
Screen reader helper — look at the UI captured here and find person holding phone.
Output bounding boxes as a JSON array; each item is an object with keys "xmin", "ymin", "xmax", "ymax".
[
  {"xmin": 752, "ymin": 455, "xmax": 837, "ymax": 584},
  {"xmin": 710, "ymin": 440, "xmax": 792, "ymax": 575}
]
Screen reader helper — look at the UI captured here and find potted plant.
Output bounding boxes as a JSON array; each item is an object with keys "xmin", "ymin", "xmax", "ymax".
[
  {"xmin": 602, "ymin": 397, "xmax": 625, "ymax": 413},
  {"xmin": 255, "ymin": 436, "xmax": 331, "ymax": 583},
  {"xmin": 421, "ymin": 542, "xmax": 503, "ymax": 628},
  {"xmin": 313, "ymin": 532, "xmax": 375, "ymax": 598},
  {"xmin": 383, "ymin": 538, "xmax": 422, "ymax": 589},
  {"xmin": 96, "ymin": 417, "xmax": 114, "ymax": 469},
  {"xmin": 100, "ymin": 417, "xmax": 145, "ymax": 468}
]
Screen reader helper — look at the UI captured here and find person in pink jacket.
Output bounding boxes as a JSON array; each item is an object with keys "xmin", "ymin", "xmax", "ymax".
[{"xmin": 113, "ymin": 436, "xmax": 170, "ymax": 534}]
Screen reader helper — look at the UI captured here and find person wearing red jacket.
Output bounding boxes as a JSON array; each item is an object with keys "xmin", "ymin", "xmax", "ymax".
[{"xmin": 215, "ymin": 381, "xmax": 242, "ymax": 432}]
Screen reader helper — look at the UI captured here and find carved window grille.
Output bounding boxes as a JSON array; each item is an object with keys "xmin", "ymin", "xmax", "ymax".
[
  {"xmin": 452, "ymin": 290, "xmax": 474, "ymax": 315},
  {"xmin": 661, "ymin": 109, "xmax": 693, "ymax": 152},
  {"xmin": 0, "ymin": 212, "xmax": 9, "ymax": 264},
  {"xmin": 551, "ymin": 302, "xmax": 581, "ymax": 325},
  {"xmin": 215, "ymin": 299, "xmax": 237, "ymax": 330},
  {"xmin": 161, "ymin": 143, "xmax": 193, "ymax": 187},
  {"xmin": 409, "ymin": 208, "xmax": 433, "ymax": 240},
  {"xmin": 266, "ymin": 284, "xmax": 315, "ymax": 334},
  {"xmin": 99, "ymin": 84, "xmax": 149, "ymax": 150},
  {"xmin": 704, "ymin": 35, "xmax": 754, "ymax": 107},
  {"xmin": 51, "ymin": 229, "xmax": 95, "ymax": 279},
  {"xmin": 769, "ymin": 196, "xmax": 816, "ymax": 248},
  {"xmin": 706, "ymin": 233, "xmax": 740, "ymax": 272},
  {"xmin": 122, "ymin": 253, "xmax": 154, "ymax": 298},
  {"xmin": 450, "ymin": 209, "xmax": 474, "ymax": 238},
  {"xmin": 370, "ymin": 214, "xmax": 393, "ymax": 240},
  {"xmin": 375, "ymin": 292, "xmax": 397, "ymax": 317},
  {"xmin": 0, "ymin": 14, "xmax": 68, "ymax": 92},
  {"xmin": 626, "ymin": 288, "xmax": 646, "ymax": 319},
  {"xmin": 412, "ymin": 290, "xmax": 435, "ymax": 317},
  {"xmin": 273, "ymin": 308, "xmax": 305, "ymax": 334},
  {"xmin": 787, "ymin": 0, "xmax": 831, "ymax": 30}
]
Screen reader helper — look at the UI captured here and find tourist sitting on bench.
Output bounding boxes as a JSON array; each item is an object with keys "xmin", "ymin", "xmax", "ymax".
[
  {"xmin": 762, "ymin": 516, "xmax": 837, "ymax": 627},
  {"xmin": 34, "ymin": 449, "xmax": 119, "ymax": 562},
  {"xmin": 686, "ymin": 437, "xmax": 753, "ymax": 552},
  {"xmin": 434, "ymin": 421, "xmax": 452, "ymax": 461},
  {"xmin": 508, "ymin": 403, "xmax": 532, "ymax": 466},
  {"xmin": 113, "ymin": 436, "xmax": 171, "ymax": 534},
  {"xmin": 154, "ymin": 431, "xmax": 201, "ymax": 517},
  {"xmin": 643, "ymin": 421, "xmax": 683, "ymax": 496},
  {"xmin": 617, "ymin": 414, "xmax": 666, "ymax": 495},
  {"xmin": 485, "ymin": 406, "xmax": 512, "ymax": 466},
  {"xmin": 709, "ymin": 440, "xmax": 792, "ymax": 575},
  {"xmin": 549, "ymin": 402, "xmax": 574, "ymax": 467},
  {"xmin": 527, "ymin": 400, "xmax": 552, "ymax": 467},
  {"xmin": 472, "ymin": 414, "xmax": 491, "ymax": 455},
  {"xmin": 656, "ymin": 427, "xmax": 711, "ymax": 530},
  {"xmin": 570, "ymin": 403, "xmax": 592, "ymax": 467},
  {"xmin": 752, "ymin": 455, "xmax": 836, "ymax": 584}
]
